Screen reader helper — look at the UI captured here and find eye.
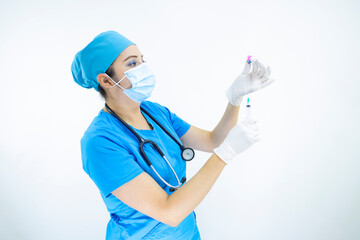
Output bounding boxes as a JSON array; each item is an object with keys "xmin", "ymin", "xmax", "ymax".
[
  {"xmin": 128, "ymin": 59, "xmax": 146, "ymax": 67},
  {"xmin": 128, "ymin": 60, "xmax": 137, "ymax": 66}
]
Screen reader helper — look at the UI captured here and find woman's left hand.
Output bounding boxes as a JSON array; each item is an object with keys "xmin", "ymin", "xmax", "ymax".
[{"xmin": 225, "ymin": 56, "xmax": 275, "ymax": 106}]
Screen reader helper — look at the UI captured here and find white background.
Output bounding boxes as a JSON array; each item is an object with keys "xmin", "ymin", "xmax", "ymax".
[{"xmin": 1, "ymin": 0, "xmax": 359, "ymax": 239}]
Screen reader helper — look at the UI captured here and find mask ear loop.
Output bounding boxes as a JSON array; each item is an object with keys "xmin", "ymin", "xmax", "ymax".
[{"xmin": 105, "ymin": 73, "xmax": 126, "ymax": 90}]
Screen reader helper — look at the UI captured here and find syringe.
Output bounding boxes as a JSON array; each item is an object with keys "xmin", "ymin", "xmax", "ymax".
[{"xmin": 246, "ymin": 97, "xmax": 252, "ymax": 121}]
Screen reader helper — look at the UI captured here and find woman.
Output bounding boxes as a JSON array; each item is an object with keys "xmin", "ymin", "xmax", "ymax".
[{"xmin": 71, "ymin": 30, "xmax": 274, "ymax": 239}]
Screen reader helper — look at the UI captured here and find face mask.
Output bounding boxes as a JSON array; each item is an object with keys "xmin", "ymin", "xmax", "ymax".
[{"xmin": 106, "ymin": 62, "xmax": 156, "ymax": 103}]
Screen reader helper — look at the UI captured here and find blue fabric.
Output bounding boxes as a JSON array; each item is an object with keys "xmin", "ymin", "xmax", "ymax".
[
  {"xmin": 81, "ymin": 100, "xmax": 200, "ymax": 239},
  {"xmin": 71, "ymin": 30, "xmax": 135, "ymax": 92}
]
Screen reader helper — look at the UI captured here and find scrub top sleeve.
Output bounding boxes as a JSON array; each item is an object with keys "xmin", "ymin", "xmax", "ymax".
[
  {"xmin": 169, "ymin": 109, "xmax": 191, "ymax": 138},
  {"xmin": 83, "ymin": 134, "xmax": 144, "ymax": 198},
  {"xmin": 153, "ymin": 102, "xmax": 191, "ymax": 138}
]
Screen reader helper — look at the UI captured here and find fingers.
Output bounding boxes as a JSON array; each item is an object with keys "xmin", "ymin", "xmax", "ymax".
[
  {"xmin": 245, "ymin": 125, "xmax": 260, "ymax": 143},
  {"xmin": 256, "ymin": 60, "xmax": 266, "ymax": 78},
  {"xmin": 250, "ymin": 57, "xmax": 275, "ymax": 89},
  {"xmin": 251, "ymin": 121, "xmax": 259, "ymax": 131},
  {"xmin": 249, "ymin": 134, "xmax": 261, "ymax": 143},
  {"xmin": 244, "ymin": 118, "xmax": 258, "ymax": 125},
  {"xmin": 258, "ymin": 65, "xmax": 271, "ymax": 85},
  {"xmin": 231, "ymin": 121, "xmax": 261, "ymax": 144},
  {"xmin": 260, "ymin": 77, "xmax": 275, "ymax": 89},
  {"xmin": 241, "ymin": 58, "xmax": 252, "ymax": 76},
  {"xmin": 250, "ymin": 57, "xmax": 269, "ymax": 79},
  {"xmin": 248, "ymin": 122, "xmax": 260, "ymax": 143},
  {"xmin": 250, "ymin": 57, "xmax": 259, "ymax": 74},
  {"xmin": 242, "ymin": 120, "xmax": 260, "ymax": 135}
]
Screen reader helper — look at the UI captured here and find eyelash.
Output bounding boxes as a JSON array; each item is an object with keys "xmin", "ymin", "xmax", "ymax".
[{"xmin": 129, "ymin": 59, "xmax": 146, "ymax": 66}]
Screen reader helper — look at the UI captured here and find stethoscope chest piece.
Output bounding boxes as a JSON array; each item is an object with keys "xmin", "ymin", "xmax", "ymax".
[{"xmin": 182, "ymin": 147, "xmax": 195, "ymax": 161}]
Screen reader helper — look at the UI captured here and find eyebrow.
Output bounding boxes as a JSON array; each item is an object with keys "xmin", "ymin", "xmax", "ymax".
[{"xmin": 123, "ymin": 55, "xmax": 144, "ymax": 62}]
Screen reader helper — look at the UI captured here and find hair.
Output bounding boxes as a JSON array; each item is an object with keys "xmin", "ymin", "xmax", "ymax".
[{"xmin": 99, "ymin": 63, "xmax": 116, "ymax": 100}]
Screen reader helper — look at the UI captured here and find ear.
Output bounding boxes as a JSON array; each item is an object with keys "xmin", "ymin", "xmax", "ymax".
[{"xmin": 97, "ymin": 73, "xmax": 114, "ymax": 89}]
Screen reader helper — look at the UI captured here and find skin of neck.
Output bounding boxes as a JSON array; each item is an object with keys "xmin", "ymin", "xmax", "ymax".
[{"xmin": 105, "ymin": 92, "xmax": 143, "ymax": 124}]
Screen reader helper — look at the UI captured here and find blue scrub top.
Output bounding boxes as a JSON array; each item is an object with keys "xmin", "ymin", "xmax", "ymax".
[{"xmin": 80, "ymin": 100, "xmax": 201, "ymax": 240}]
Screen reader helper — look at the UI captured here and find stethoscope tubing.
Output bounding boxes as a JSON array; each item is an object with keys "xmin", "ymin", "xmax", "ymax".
[
  {"xmin": 104, "ymin": 103, "xmax": 190, "ymax": 190},
  {"xmin": 140, "ymin": 107, "xmax": 187, "ymax": 154}
]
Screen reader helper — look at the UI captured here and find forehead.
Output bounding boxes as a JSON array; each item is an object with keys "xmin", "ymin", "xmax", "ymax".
[{"xmin": 117, "ymin": 44, "xmax": 142, "ymax": 61}]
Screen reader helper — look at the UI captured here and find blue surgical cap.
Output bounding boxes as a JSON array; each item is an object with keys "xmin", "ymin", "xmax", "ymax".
[{"xmin": 71, "ymin": 30, "xmax": 136, "ymax": 92}]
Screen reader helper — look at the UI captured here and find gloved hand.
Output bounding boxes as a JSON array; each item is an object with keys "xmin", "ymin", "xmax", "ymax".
[
  {"xmin": 213, "ymin": 119, "xmax": 260, "ymax": 164},
  {"xmin": 225, "ymin": 56, "xmax": 275, "ymax": 106}
]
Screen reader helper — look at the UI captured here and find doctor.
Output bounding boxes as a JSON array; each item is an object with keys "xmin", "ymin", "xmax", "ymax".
[{"xmin": 71, "ymin": 30, "xmax": 274, "ymax": 240}]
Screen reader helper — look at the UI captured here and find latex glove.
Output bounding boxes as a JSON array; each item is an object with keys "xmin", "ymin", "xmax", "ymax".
[
  {"xmin": 225, "ymin": 56, "xmax": 275, "ymax": 106},
  {"xmin": 213, "ymin": 119, "xmax": 260, "ymax": 164}
]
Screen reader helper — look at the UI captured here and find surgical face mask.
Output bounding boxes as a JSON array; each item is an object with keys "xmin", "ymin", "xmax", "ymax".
[{"xmin": 106, "ymin": 62, "xmax": 156, "ymax": 103}]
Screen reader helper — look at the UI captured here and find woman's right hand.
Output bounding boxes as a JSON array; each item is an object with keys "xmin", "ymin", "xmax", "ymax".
[{"xmin": 213, "ymin": 119, "xmax": 260, "ymax": 164}]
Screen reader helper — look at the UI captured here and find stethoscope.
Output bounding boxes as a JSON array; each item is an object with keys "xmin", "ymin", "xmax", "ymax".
[{"xmin": 104, "ymin": 103, "xmax": 195, "ymax": 192}]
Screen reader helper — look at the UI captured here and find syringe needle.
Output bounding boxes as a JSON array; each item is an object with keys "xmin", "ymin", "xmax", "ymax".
[{"xmin": 246, "ymin": 97, "xmax": 252, "ymax": 121}]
